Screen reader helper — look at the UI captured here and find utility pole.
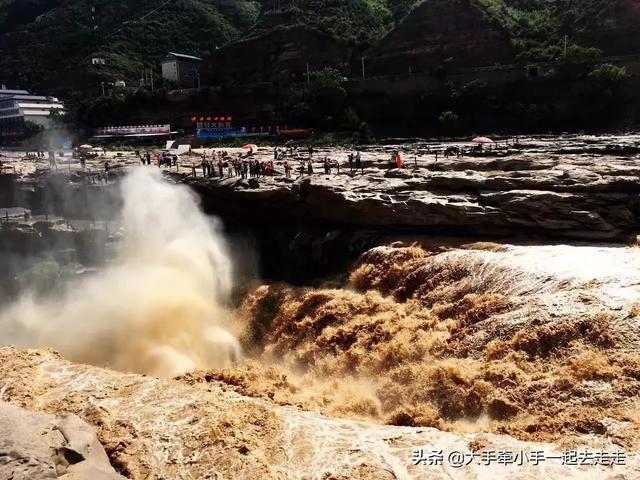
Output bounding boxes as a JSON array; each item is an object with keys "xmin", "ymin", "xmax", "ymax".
[
  {"xmin": 91, "ymin": 4, "xmax": 99, "ymax": 49},
  {"xmin": 92, "ymin": 6, "xmax": 97, "ymax": 32},
  {"xmin": 100, "ymin": 81, "xmax": 105, "ymax": 97},
  {"xmin": 306, "ymin": 62, "xmax": 310, "ymax": 84},
  {"xmin": 361, "ymin": 56, "xmax": 366, "ymax": 79},
  {"xmin": 150, "ymin": 69, "xmax": 154, "ymax": 91},
  {"xmin": 564, "ymin": 35, "xmax": 568, "ymax": 57}
]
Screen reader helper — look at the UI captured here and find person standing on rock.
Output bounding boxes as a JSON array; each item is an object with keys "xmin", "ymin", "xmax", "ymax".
[
  {"xmin": 355, "ymin": 152, "xmax": 362, "ymax": 174},
  {"xmin": 284, "ymin": 161, "xmax": 291, "ymax": 178},
  {"xmin": 48, "ymin": 151, "xmax": 57, "ymax": 170},
  {"xmin": 348, "ymin": 153, "xmax": 354, "ymax": 173},
  {"xmin": 307, "ymin": 158, "xmax": 313, "ymax": 175}
]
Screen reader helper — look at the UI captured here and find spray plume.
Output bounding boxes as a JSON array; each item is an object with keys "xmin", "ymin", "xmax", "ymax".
[{"xmin": 0, "ymin": 168, "xmax": 241, "ymax": 377}]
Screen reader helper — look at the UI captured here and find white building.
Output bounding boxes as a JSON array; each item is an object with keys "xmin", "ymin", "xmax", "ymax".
[
  {"xmin": 161, "ymin": 52, "xmax": 202, "ymax": 87},
  {"xmin": 0, "ymin": 86, "xmax": 65, "ymax": 132}
]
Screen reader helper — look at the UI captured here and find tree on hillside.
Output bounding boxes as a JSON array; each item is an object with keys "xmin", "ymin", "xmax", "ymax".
[
  {"xmin": 585, "ymin": 64, "xmax": 630, "ymax": 124},
  {"xmin": 589, "ymin": 64, "xmax": 629, "ymax": 90},
  {"xmin": 288, "ymin": 67, "xmax": 356, "ymax": 130},
  {"xmin": 438, "ymin": 111, "xmax": 460, "ymax": 136}
]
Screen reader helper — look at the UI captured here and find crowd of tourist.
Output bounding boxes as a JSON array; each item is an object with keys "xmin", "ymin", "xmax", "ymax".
[
  {"xmin": 144, "ymin": 146, "xmax": 373, "ymax": 181},
  {"xmin": 32, "ymin": 135, "xmax": 520, "ymax": 182},
  {"xmin": 40, "ymin": 139, "xmax": 520, "ymax": 183}
]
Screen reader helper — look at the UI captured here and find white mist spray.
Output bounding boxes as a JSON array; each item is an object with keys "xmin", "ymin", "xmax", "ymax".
[{"xmin": 0, "ymin": 168, "xmax": 241, "ymax": 377}]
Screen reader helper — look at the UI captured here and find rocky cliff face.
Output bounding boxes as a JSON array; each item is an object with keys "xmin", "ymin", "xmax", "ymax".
[
  {"xmin": 181, "ymin": 134, "xmax": 640, "ymax": 242},
  {"xmin": 367, "ymin": 0, "xmax": 514, "ymax": 76}
]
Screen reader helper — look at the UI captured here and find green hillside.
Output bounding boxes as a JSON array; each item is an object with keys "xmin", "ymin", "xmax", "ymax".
[
  {"xmin": 246, "ymin": 0, "xmax": 423, "ymax": 47},
  {"xmin": 0, "ymin": 0, "xmax": 261, "ymax": 93},
  {"xmin": 474, "ymin": 0, "xmax": 621, "ymax": 60},
  {"xmin": 0, "ymin": 0, "xmax": 634, "ymax": 96},
  {"xmin": 0, "ymin": 0, "xmax": 425, "ymax": 94},
  {"xmin": 248, "ymin": 0, "xmax": 621, "ymax": 59}
]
